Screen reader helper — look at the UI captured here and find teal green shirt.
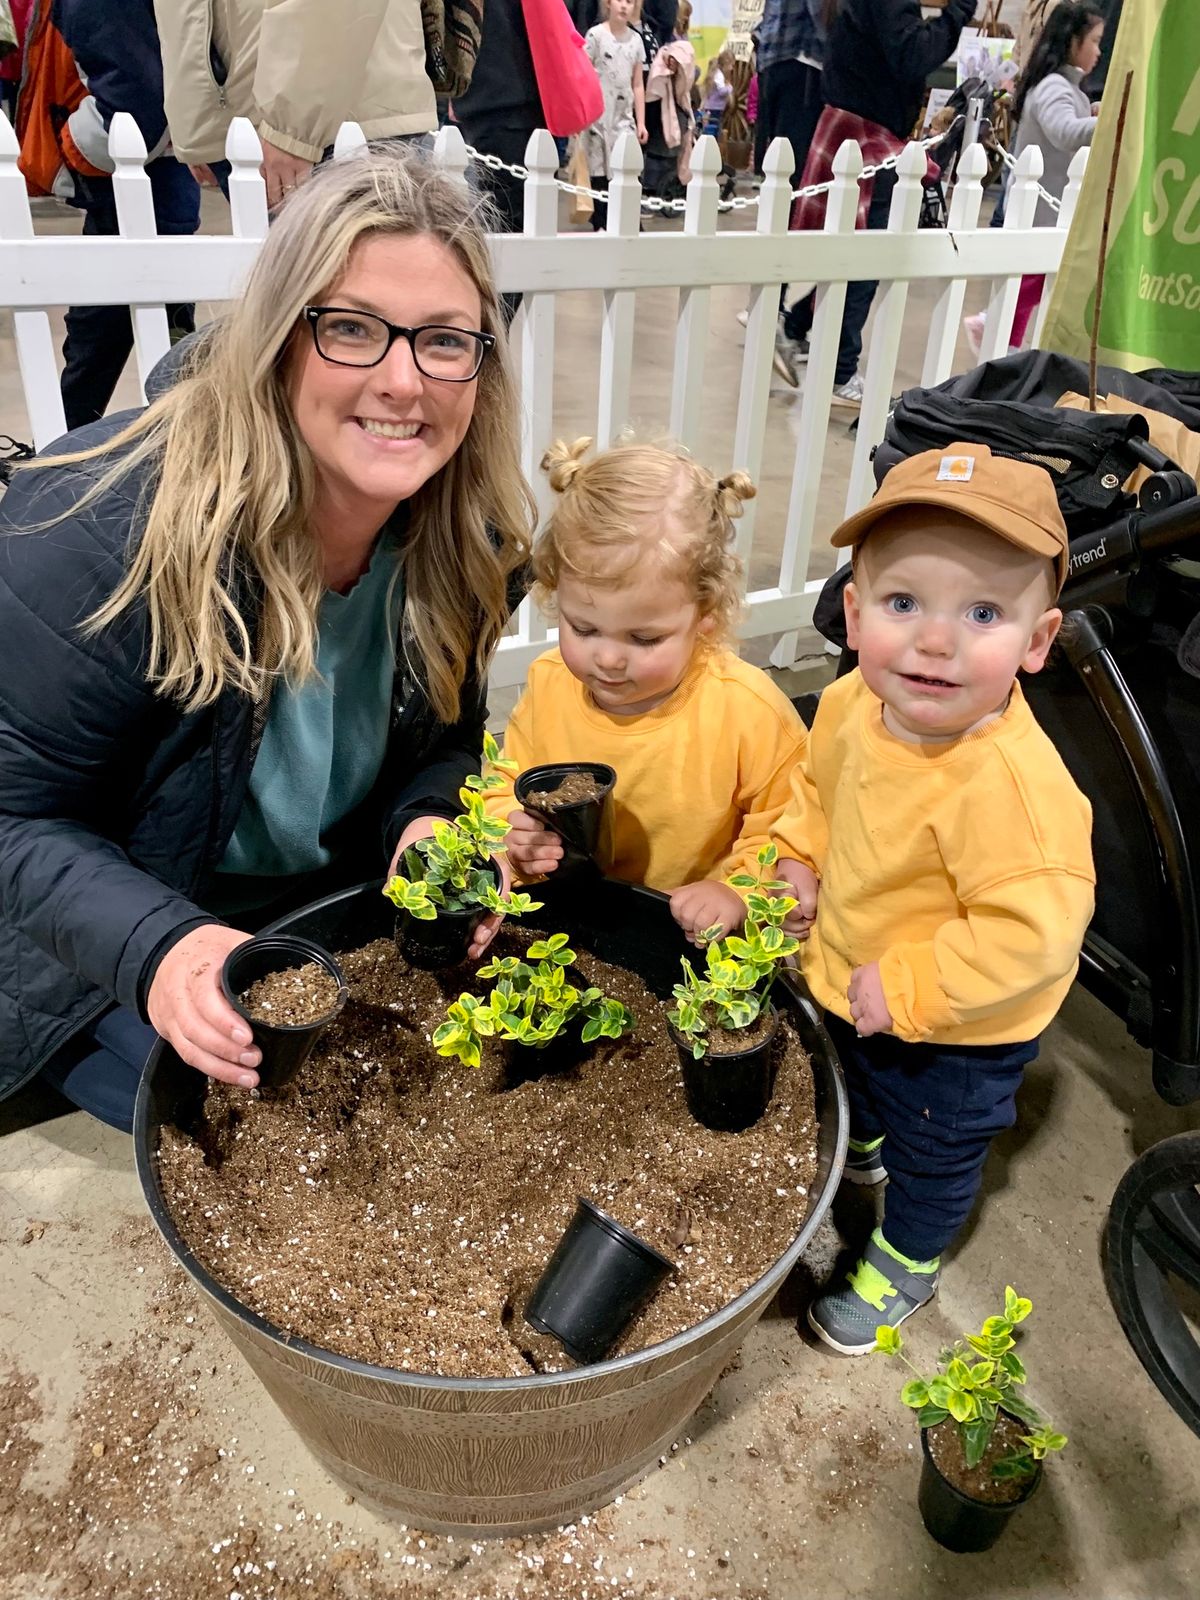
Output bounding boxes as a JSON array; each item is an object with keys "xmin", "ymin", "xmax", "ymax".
[{"xmin": 211, "ymin": 536, "xmax": 402, "ymax": 912}]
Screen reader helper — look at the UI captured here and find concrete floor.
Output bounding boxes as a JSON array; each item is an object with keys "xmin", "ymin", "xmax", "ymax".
[{"xmin": 3, "ymin": 185, "xmax": 1200, "ymax": 1599}]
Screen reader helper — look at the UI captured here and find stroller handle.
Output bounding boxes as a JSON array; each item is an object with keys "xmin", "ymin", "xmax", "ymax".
[{"xmin": 1065, "ymin": 488, "xmax": 1200, "ymax": 590}]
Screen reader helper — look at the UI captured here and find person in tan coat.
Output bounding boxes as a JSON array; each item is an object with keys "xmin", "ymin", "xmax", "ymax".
[{"xmin": 153, "ymin": 0, "xmax": 436, "ymax": 208}]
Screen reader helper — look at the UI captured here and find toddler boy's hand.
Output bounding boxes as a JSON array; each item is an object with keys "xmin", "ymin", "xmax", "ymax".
[
  {"xmin": 503, "ymin": 809, "xmax": 563, "ymax": 879},
  {"xmin": 848, "ymin": 962, "xmax": 893, "ymax": 1037},
  {"xmin": 670, "ymin": 880, "xmax": 746, "ymax": 946},
  {"xmin": 774, "ymin": 857, "xmax": 819, "ymax": 938}
]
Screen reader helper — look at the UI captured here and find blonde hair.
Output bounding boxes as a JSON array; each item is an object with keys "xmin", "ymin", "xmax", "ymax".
[
  {"xmin": 535, "ymin": 437, "xmax": 753, "ymax": 646},
  {"xmin": 50, "ymin": 145, "xmax": 533, "ymax": 723}
]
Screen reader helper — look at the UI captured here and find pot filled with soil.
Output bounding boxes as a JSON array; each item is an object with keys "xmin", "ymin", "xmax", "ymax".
[
  {"xmin": 391, "ymin": 855, "xmax": 502, "ymax": 970},
  {"xmin": 515, "ymin": 762, "xmax": 616, "ymax": 874},
  {"xmin": 135, "ymin": 875, "xmax": 847, "ymax": 1535},
  {"xmin": 670, "ymin": 1003, "xmax": 779, "ymax": 1134},
  {"xmin": 524, "ymin": 1196, "xmax": 676, "ymax": 1363},
  {"xmin": 919, "ymin": 1414, "xmax": 1042, "ymax": 1553},
  {"xmin": 221, "ymin": 935, "xmax": 348, "ymax": 1089}
]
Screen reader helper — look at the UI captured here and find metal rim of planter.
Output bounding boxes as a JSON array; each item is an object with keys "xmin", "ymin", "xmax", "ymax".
[{"xmin": 134, "ymin": 879, "xmax": 848, "ymax": 1395}]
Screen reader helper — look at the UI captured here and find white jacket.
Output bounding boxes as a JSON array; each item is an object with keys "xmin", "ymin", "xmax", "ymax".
[
  {"xmin": 153, "ymin": 0, "xmax": 437, "ymax": 165},
  {"xmin": 1014, "ymin": 65, "xmax": 1096, "ymax": 229}
]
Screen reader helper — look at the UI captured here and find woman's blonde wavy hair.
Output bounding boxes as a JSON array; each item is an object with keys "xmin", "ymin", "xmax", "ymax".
[
  {"xmin": 54, "ymin": 144, "xmax": 533, "ymax": 724},
  {"xmin": 535, "ymin": 436, "xmax": 753, "ymax": 648}
]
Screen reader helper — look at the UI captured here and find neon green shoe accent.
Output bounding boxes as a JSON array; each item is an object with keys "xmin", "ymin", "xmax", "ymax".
[
  {"xmin": 846, "ymin": 1254, "xmax": 899, "ymax": 1312},
  {"xmin": 872, "ymin": 1226, "xmax": 939, "ymax": 1275},
  {"xmin": 847, "ymin": 1134, "xmax": 885, "ymax": 1154}
]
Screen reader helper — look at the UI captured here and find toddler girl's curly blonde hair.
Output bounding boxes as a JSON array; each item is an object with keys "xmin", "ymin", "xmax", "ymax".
[{"xmin": 535, "ymin": 437, "xmax": 755, "ymax": 648}]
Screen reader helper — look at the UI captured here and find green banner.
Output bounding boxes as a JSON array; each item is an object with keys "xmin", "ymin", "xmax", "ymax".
[{"xmin": 1041, "ymin": 0, "xmax": 1200, "ymax": 372}]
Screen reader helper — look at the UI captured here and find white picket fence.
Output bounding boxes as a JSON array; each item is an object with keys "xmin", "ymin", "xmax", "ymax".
[{"xmin": 0, "ymin": 112, "xmax": 1088, "ymax": 685}]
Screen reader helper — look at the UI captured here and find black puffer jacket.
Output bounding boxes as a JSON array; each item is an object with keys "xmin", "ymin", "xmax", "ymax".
[{"xmin": 0, "ymin": 415, "xmax": 519, "ymax": 1099}]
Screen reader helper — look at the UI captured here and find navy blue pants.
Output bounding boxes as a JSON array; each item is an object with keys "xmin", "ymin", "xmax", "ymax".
[
  {"xmin": 824, "ymin": 1013, "xmax": 1038, "ymax": 1262},
  {"xmin": 61, "ymin": 161, "xmax": 201, "ymax": 431},
  {"xmin": 40, "ymin": 1006, "xmax": 158, "ymax": 1136}
]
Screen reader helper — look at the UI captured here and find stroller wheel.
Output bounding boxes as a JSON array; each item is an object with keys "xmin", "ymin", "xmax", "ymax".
[{"xmin": 1104, "ymin": 1131, "xmax": 1200, "ymax": 1437}]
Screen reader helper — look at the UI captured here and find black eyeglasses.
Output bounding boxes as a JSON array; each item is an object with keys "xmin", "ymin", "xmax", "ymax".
[{"xmin": 302, "ymin": 306, "xmax": 495, "ymax": 382}]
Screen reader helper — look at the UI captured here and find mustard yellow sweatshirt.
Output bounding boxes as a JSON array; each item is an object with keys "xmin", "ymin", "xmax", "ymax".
[
  {"xmin": 487, "ymin": 648, "xmax": 807, "ymax": 891},
  {"xmin": 771, "ymin": 670, "xmax": 1095, "ymax": 1046}
]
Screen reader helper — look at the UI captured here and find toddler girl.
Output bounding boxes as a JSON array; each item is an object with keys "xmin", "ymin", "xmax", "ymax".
[
  {"xmin": 581, "ymin": 0, "xmax": 649, "ymax": 233},
  {"xmin": 486, "ymin": 437, "xmax": 807, "ymax": 943},
  {"xmin": 698, "ymin": 48, "xmax": 735, "ymax": 139}
]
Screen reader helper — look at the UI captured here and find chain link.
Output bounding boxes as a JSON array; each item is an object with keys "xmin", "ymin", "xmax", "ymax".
[{"xmin": 990, "ymin": 136, "xmax": 1063, "ymax": 214}]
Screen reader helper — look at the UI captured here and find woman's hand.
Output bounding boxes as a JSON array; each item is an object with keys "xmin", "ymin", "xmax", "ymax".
[
  {"xmin": 502, "ymin": 809, "xmax": 563, "ymax": 879},
  {"xmin": 147, "ymin": 925, "xmax": 260, "ymax": 1086},
  {"xmin": 670, "ymin": 879, "xmax": 745, "ymax": 946},
  {"xmin": 388, "ymin": 814, "xmax": 510, "ymax": 959},
  {"xmin": 260, "ymin": 137, "xmax": 313, "ymax": 210},
  {"xmin": 773, "ymin": 857, "xmax": 820, "ymax": 939}
]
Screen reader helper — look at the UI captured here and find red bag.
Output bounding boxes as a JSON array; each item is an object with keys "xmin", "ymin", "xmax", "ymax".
[{"xmin": 520, "ymin": 0, "xmax": 604, "ymax": 138}]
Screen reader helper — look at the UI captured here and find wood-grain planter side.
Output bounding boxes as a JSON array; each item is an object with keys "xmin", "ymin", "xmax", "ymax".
[{"xmin": 134, "ymin": 878, "xmax": 848, "ymax": 1536}]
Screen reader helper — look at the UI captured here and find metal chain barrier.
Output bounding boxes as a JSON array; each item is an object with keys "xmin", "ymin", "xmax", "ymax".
[{"xmin": 985, "ymin": 127, "xmax": 1063, "ymax": 215}]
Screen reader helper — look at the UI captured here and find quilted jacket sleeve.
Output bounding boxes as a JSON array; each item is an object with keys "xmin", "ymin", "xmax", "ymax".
[{"xmin": 0, "ymin": 458, "xmax": 214, "ymax": 1014}]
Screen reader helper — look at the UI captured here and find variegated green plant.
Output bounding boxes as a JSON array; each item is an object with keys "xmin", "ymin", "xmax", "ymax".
[
  {"xmin": 383, "ymin": 732, "xmax": 543, "ymax": 921},
  {"xmin": 667, "ymin": 842, "xmax": 801, "ymax": 1060},
  {"xmin": 876, "ymin": 1287, "xmax": 1067, "ymax": 1481},
  {"xmin": 432, "ymin": 933, "xmax": 634, "ymax": 1069}
]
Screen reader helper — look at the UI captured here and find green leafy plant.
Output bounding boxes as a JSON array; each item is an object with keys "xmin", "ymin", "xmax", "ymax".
[
  {"xmin": 667, "ymin": 842, "xmax": 801, "ymax": 1059},
  {"xmin": 432, "ymin": 933, "xmax": 635, "ymax": 1069},
  {"xmin": 382, "ymin": 733, "xmax": 542, "ymax": 921},
  {"xmin": 876, "ymin": 1287, "xmax": 1067, "ymax": 1481}
]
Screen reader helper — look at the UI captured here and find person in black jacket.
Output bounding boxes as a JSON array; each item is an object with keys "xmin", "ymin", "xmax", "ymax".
[
  {"xmin": 0, "ymin": 146, "xmax": 532, "ymax": 1132},
  {"xmin": 52, "ymin": 0, "xmax": 201, "ymax": 430}
]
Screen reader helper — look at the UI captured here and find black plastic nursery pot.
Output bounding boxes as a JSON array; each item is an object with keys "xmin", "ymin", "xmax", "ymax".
[
  {"xmin": 671, "ymin": 1006, "xmax": 780, "ymax": 1133},
  {"xmin": 918, "ymin": 1426, "xmax": 1042, "ymax": 1553},
  {"xmin": 524, "ymin": 1196, "xmax": 677, "ymax": 1363},
  {"xmin": 393, "ymin": 857, "xmax": 501, "ymax": 970},
  {"xmin": 220, "ymin": 934, "xmax": 349, "ymax": 1090},
  {"xmin": 135, "ymin": 876, "xmax": 847, "ymax": 1534},
  {"xmin": 514, "ymin": 762, "xmax": 616, "ymax": 873},
  {"xmin": 502, "ymin": 1025, "xmax": 590, "ymax": 1088}
]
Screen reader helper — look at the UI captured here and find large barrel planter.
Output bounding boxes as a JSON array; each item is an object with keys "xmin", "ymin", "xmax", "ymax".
[{"xmin": 134, "ymin": 877, "xmax": 847, "ymax": 1535}]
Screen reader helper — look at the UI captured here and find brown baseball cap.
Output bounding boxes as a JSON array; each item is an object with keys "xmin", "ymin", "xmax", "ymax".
[{"xmin": 832, "ymin": 443, "xmax": 1070, "ymax": 592}]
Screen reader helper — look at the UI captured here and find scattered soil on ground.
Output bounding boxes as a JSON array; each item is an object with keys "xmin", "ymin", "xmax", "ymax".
[
  {"xmin": 158, "ymin": 926, "xmax": 817, "ymax": 1377},
  {"xmin": 927, "ymin": 1411, "xmax": 1033, "ymax": 1504},
  {"xmin": 523, "ymin": 772, "xmax": 609, "ymax": 810},
  {"xmin": 239, "ymin": 961, "xmax": 343, "ymax": 1027}
]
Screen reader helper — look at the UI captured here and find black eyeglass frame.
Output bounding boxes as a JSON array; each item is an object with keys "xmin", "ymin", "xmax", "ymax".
[{"xmin": 301, "ymin": 306, "xmax": 496, "ymax": 381}]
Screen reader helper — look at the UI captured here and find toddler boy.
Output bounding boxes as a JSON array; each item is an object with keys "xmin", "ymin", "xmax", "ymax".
[{"xmin": 771, "ymin": 443, "xmax": 1095, "ymax": 1353}]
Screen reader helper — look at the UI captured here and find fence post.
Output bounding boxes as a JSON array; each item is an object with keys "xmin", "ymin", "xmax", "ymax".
[
  {"xmin": 432, "ymin": 122, "xmax": 471, "ymax": 191},
  {"xmin": 768, "ymin": 138, "xmax": 862, "ymax": 669},
  {"xmin": 108, "ymin": 111, "xmax": 172, "ymax": 401},
  {"xmin": 731, "ymin": 133, "xmax": 794, "ymax": 568},
  {"xmin": 515, "ymin": 127, "xmax": 560, "ymax": 652},
  {"xmin": 1033, "ymin": 145, "xmax": 1089, "ymax": 349},
  {"xmin": 596, "ymin": 131, "xmax": 643, "ymax": 450},
  {"xmin": 333, "ymin": 121, "xmax": 368, "ymax": 160},
  {"xmin": 0, "ymin": 113, "xmax": 66, "ymax": 448},
  {"xmin": 846, "ymin": 140, "xmax": 929, "ymax": 519},
  {"xmin": 225, "ymin": 117, "xmax": 269, "ymax": 238},
  {"xmin": 669, "ymin": 134, "xmax": 722, "ymax": 453},
  {"xmin": 920, "ymin": 140, "xmax": 987, "ymax": 386},
  {"xmin": 980, "ymin": 142, "xmax": 1043, "ymax": 360}
]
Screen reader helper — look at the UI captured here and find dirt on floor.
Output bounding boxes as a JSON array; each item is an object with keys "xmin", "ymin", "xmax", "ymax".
[{"xmin": 158, "ymin": 929, "xmax": 817, "ymax": 1377}]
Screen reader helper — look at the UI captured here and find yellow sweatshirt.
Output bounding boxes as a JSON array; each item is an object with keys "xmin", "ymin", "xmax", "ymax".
[
  {"xmin": 771, "ymin": 670, "xmax": 1095, "ymax": 1047},
  {"xmin": 487, "ymin": 648, "xmax": 807, "ymax": 891}
]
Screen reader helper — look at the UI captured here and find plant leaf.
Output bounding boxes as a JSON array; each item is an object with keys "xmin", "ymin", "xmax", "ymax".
[
  {"xmin": 916, "ymin": 1404, "xmax": 950, "ymax": 1429},
  {"xmin": 962, "ymin": 1416, "xmax": 993, "ymax": 1470},
  {"xmin": 900, "ymin": 1380, "xmax": 929, "ymax": 1408},
  {"xmin": 874, "ymin": 1326, "xmax": 902, "ymax": 1355},
  {"xmin": 1004, "ymin": 1286, "xmax": 1033, "ymax": 1324}
]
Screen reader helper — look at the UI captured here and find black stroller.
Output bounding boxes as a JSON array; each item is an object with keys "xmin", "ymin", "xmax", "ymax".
[{"xmin": 801, "ymin": 351, "xmax": 1200, "ymax": 1436}]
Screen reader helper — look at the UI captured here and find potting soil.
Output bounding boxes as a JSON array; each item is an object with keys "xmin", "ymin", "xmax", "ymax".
[
  {"xmin": 525, "ymin": 772, "xmax": 608, "ymax": 810},
  {"xmin": 239, "ymin": 961, "xmax": 342, "ymax": 1026},
  {"xmin": 158, "ymin": 928, "xmax": 818, "ymax": 1378},
  {"xmin": 926, "ymin": 1412, "xmax": 1032, "ymax": 1504}
]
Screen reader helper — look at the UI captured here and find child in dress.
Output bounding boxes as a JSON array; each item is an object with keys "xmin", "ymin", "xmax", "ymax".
[
  {"xmin": 582, "ymin": 0, "xmax": 650, "ymax": 232},
  {"xmin": 769, "ymin": 444, "xmax": 1095, "ymax": 1352},
  {"xmin": 486, "ymin": 437, "xmax": 807, "ymax": 944},
  {"xmin": 698, "ymin": 47, "xmax": 735, "ymax": 138}
]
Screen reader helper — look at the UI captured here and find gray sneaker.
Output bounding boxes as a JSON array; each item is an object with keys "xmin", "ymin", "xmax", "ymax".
[
  {"xmin": 806, "ymin": 1235, "xmax": 938, "ymax": 1355},
  {"xmin": 830, "ymin": 371, "xmax": 865, "ymax": 410},
  {"xmin": 843, "ymin": 1137, "xmax": 887, "ymax": 1186}
]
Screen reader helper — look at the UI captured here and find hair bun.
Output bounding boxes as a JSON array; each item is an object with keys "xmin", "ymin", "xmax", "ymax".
[
  {"xmin": 716, "ymin": 470, "xmax": 757, "ymax": 520},
  {"xmin": 541, "ymin": 437, "xmax": 594, "ymax": 494}
]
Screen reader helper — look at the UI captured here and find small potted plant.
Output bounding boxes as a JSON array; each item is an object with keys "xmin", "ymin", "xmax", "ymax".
[
  {"xmin": 513, "ymin": 761, "xmax": 617, "ymax": 875},
  {"xmin": 876, "ymin": 1286, "xmax": 1068, "ymax": 1554},
  {"xmin": 383, "ymin": 733, "xmax": 543, "ymax": 969},
  {"xmin": 666, "ymin": 843, "xmax": 800, "ymax": 1132},
  {"xmin": 432, "ymin": 932, "xmax": 634, "ymax": 1082}
]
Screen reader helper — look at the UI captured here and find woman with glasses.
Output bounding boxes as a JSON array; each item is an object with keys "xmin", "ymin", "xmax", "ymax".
[{"xmin": 0, "ymin": 146, "xmax": 533, "ymax": 1133}]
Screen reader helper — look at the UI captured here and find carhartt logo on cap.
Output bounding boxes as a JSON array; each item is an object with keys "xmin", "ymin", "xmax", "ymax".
[{"xmin": 937, "ymin": 454, "xmax": 975, "ymax": 482}]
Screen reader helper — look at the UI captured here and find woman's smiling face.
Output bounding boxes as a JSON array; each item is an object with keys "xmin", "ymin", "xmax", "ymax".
[{"xmin": 290, "ymin": 232, "xmax": 484, "ymax": 526}]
